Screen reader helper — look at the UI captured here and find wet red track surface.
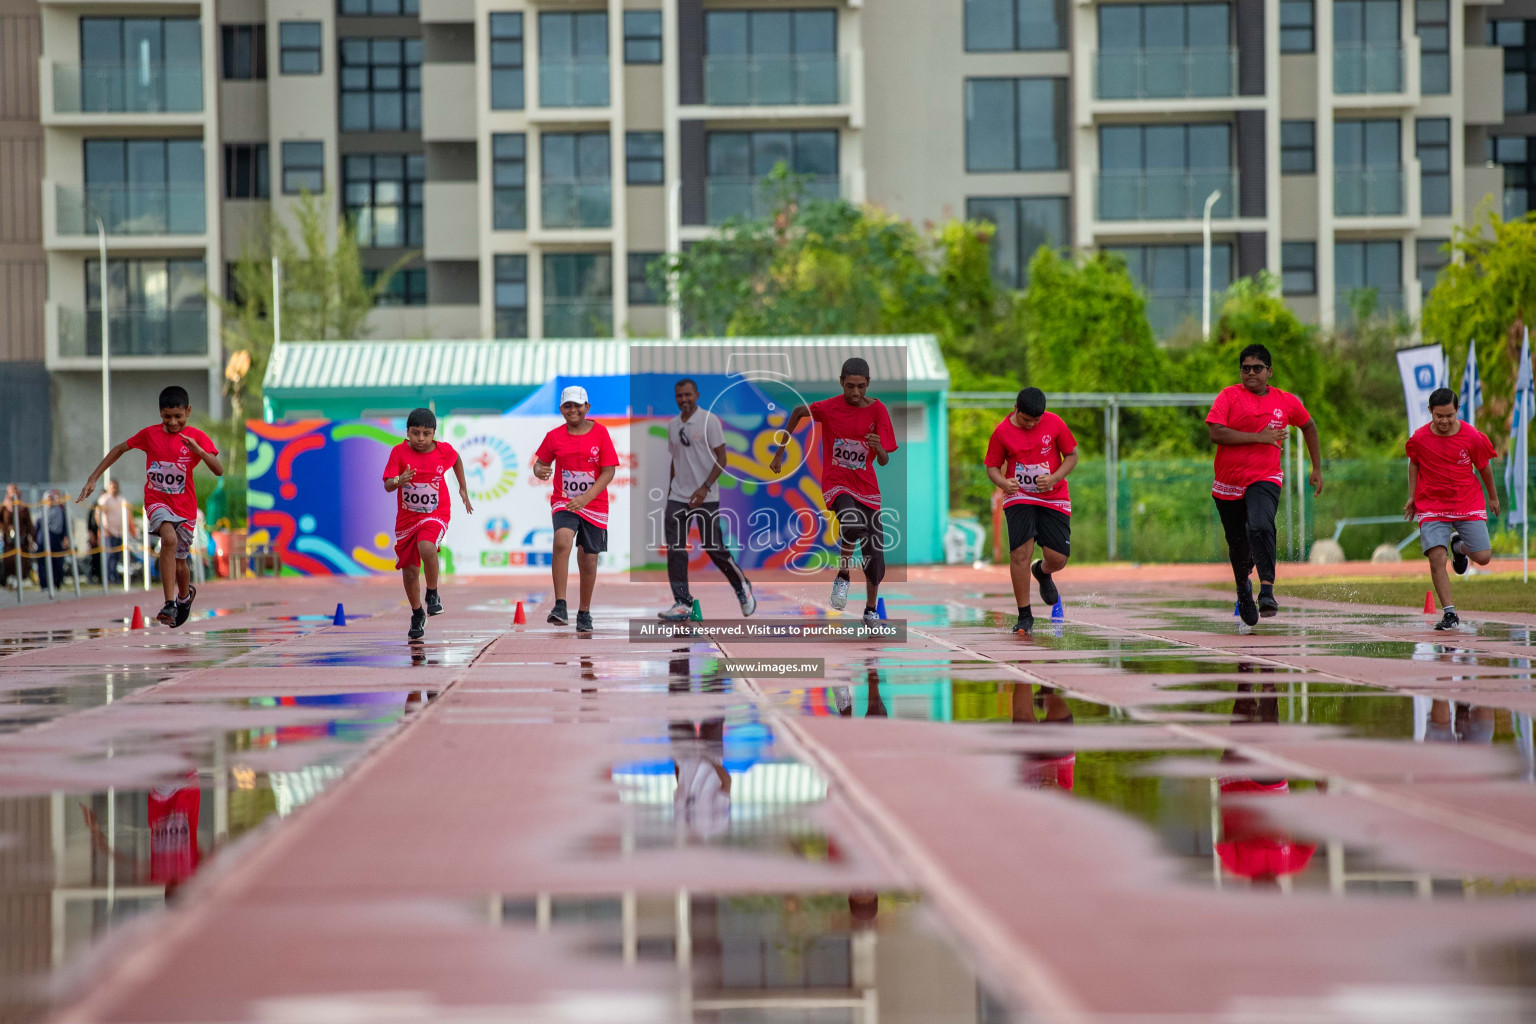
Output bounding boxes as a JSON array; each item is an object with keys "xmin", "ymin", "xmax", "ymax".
[{"xmin": 2, "ymin": 566, "xmax": 1534, "ymax": 1023}]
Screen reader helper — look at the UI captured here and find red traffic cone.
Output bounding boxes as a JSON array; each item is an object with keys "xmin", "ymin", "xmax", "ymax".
[
  {"xmin": 1423, "ymin": 590, "xmax": 1436, "ymax": 614},
  {"xmin": 513, "ymin": 600, "xmax": 526, "ymax": 625},
  {"xmin": 130, "ymin": 605, "xmax": 145, "ymax": 630}
]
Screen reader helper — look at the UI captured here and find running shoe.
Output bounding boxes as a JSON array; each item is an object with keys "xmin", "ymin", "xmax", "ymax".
[
  {"xmin": 576, "ymin": 609, "xmax": 594, "ymax": 632},
  {"xmin": 174, "ymin": 584, "xmax": 197, "ymax": 627},
  {"xmin": 1434, "ymin": 609, "xmax": 1461, "ymax": 631},
  {"xmin": 1257, "ymin": 590, "xmax": 1280, "ymax": 618},
  {"xmin": 425, "ymin": 588, "xmax": 443, "ymax": 616},
  {"xmin": 1031, "ymin": 560, "xmax": 1059, "ymax": 607},
  {"xmin": 738, "ymin": 582, "xmax": 757, "ymax": 617},
  {"xmin": 408, "ymin": 607, "xmax": 426, "ymax": 640},
  {"xmin": 862, "ymin": 607, "xmax": 880, "ymax": 627},
  {"xmin": 1236, "ymin": 580, "xmax": 1259, "ymax": 627},
  {"xmin": 829, "ymin": 577, "xmax": 850, "ymax": 610},
  {"xmin": 658, "ymin": 601, "xmax": 692, "ymax": 621},
  {"xmin": 547, "ymin": 599, "xmax": 569, "ymax": 626},
  {"xmin": 1450, "ymin": 532, "xmax": 1468, "ymax": 575},
  {"xmin": 155, "ymin": 601, "xmax": 178, "ymax": 627},
  {"xmin": 1013, "ymin": 610, "xmax": 1034, "ymax": 635}
]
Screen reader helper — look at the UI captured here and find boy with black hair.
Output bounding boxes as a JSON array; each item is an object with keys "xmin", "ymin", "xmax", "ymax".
[
  {"xmin": 383, "ymin": 408, "xmax": 473, "ymax": 640},
  {"xmin": 76, "ymin": 385, "xmax": 222, "ymax": 627}
]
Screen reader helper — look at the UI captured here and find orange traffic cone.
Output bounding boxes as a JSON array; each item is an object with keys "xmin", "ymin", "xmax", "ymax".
[
  {"xmin": 130, "ymin": 605, "xmax": 145, "ymax": 630},
  {"xmin": 1423, "ymin": 591, "xmax": 1436, "ymax": 614},
  {"xmin": 513, "ymin": 601, "xmax": 526, "ymax": 625}
]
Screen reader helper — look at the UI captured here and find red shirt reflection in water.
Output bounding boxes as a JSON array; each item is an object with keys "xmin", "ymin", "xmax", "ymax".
[
  {"xmin": 148, "ymin": 774, "xmax": 202, "ymax": 885},
  {"xmin": 1215, "ymin": 778, "xmax": 1316, "ymax": 881}
]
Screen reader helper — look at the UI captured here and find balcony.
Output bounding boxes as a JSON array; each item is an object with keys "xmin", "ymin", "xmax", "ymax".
[
  {"xmin": 538, "ymin": 56, "xmax": 609, "ymax": 108},
  {"xmin": 1144, "ymin": 291, "xmax": 1219, "ymax": 337},
  {"xmin": 542, "ymin": 298, "xmax": 612, "ymax": 338},
  {"xmin": 706, "ymin": 175, "xmax": 839, "ymax": 225},
  {"xmin": 51, "ymin": 61, "xmax": 202, "ymax": 114},
  {"xmin": 541, "ymin": 183, "xmax": 611, "ymax": 229},
  {"xmin": 1095, "ymin": 169, "xmax": 1236, "ymax": 222},
  {"xmin": 58, "ymin": 306, "xmax": 208, "ymax": 359},
  {"xmin": 1333, "ymin": 43, "xmax": 1403, "ymax": 95},
  {"xmin": 55, "ymin": 183, "xmax": 206, "ymax": 236},
  {"xmin": 1094, "ymin": 48, "xmax": 1235, "ymax": 100},
  {"xmin": 703, "ymin": 54, "xmax": 843, "ymax": 106},
  {"xmin": 1335, "ymin": 288, "xmax": 1404, "ymax": 326},
  {"xmin": 1334, "ymin": 167, "xmax": 1404, "ymax": 216}
]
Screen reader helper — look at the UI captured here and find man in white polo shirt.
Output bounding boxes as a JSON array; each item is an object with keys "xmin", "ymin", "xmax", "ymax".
[{"xmin": 658, "ymin": 378, "xmax": 755, "ymax": 620}]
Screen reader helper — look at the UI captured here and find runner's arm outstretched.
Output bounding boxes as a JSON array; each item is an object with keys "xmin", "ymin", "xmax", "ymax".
[{"xmin": 76, "ymin": 442, "xmax": 135, "ymax": 504}]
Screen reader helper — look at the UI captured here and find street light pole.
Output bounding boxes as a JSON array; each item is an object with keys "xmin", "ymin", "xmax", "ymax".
[
  {"xmin": 97, "ymin": 217, "xmax": 111, "ymax": 490},
  {"xmin": 1202, "ymin": 189, "xmax": 1222, "ymax": 340},
  {"xmin": 271, "ymin": 255, "xmax": 282, "ymax": 345}
]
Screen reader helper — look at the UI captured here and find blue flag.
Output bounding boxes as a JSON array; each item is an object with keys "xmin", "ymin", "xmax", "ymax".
[
  {"xmin": 1507, "ymin": 328, "xmax": 1533, "ymax": 527},
  {"xmin": 1459, "ymin": 343, "xmax": 1483, "ymax": 428}
]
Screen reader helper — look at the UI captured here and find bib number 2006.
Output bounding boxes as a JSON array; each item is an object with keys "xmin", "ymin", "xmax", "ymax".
[
  {"xmin": 832, "ymin": 439, "xmax": 868, "ymax": 472},
  {"xmin": 1014, "ymin": 462, "xmax": 1051, "ymax": 493}
]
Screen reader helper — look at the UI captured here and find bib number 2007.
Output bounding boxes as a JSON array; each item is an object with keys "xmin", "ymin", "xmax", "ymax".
[{"xmin": 563, "ymin": 470, "xmax": 595, "ymax": 498}]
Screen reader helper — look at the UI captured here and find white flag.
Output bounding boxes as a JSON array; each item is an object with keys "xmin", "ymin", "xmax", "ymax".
[
  {"xmin": 1397, "ymin": 344, "xmax": 1446, "ymax": 436},
  {"xmin": 1459, "ymin": 342, "xmax": 1483, "ymax": 428},
  {"xmin": 1506, "ymin": 327, "xmax": 1533, "ymax": 527}
]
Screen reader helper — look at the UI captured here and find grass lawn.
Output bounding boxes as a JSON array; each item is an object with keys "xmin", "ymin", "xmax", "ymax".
[{"xmin": 1210, "ymin": 572, "xmax": 1536, "ymax": 612}]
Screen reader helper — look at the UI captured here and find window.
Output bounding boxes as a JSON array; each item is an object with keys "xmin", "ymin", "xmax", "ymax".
[
  {"xmin": 626, "ymin": 132, "xmax": 663, "ymax": 184},
  {"xmin": 1416, "ymin": 118, "xmax": 1450, "ymax": 216},
  {"xmin": 628, "ymin": 252, "xmax": 662, "ymax": 305},
  {"xmin": 221, "ymin": 24, "xmax": 267, "ymax": 81},
  {"xmin": 704, "ymin": 10, "xmax": 838, "ymax": 104},
  {"xmin": 964, "ymin": 78, "xmax": 1068, "ymax": 172},
  {"xmin": 1098, "ymin": 123, "xmax": 1232, "ymax": 219},
  {"xmin": 706, "ymin": 129, "xmax": 838, "ymax": 222},
  {"xmin": 542, "ymin": 133, "xmax": 611, "ymax": 229},
  {"xmin": 86, "ymin": 258, "xmax": 207, "ymax": 356},
  {"xmin": 1096, "ymin": 4, "xmax": 1231, "ymax": 99},
  {"xmin": 343, "ymin": 154, "xmax": 424, "ymax": 248},
  {"xmin": 1281, "ymin": 120, "xmax": 1315, "ymax": 174},
  {"xmin": 539, "ymin": 11, "xmax": 609, "ymax": 108},
  {"xmin": 279, "ymin": 22, "xmax": 322, "ymax": 75},
  {"xmin": 366, "ymin": 267, "xmax": 426, "ymax": 305},
  {"xmin": 1281, "ymin": 242, "xmax": 1316, "ymax": 295},
  {"xmin": 224, "ymin": 143, "xmax": 269, "ymax": 199},
  {"xmin": 1334, "ymin": 0, "xmax": 1402, "ymax": 92},
  {"xmin": 543, "ymin": 252, "xmax": 613, "ymax": 338},
  {"xmin": 965, "ymin": 0, "xmax": 1066, "ymax": 51},
  {"xmin": 490, "ymin": 13, "xmax": 524, "ymax": 110},
  {"xmin": 1105, "ymin": 243, "xmax": 1232, "ymax": 335},
  {"xmin": 965, "ymin": 197, "xmax": 1068, "ymax": 289},
  {"xmin": 80, "ymin": 18, "xmax": 202, "ymax": 112},
  {"xmin": 494, "ymin": 255, "xmax": 528, "ymax": 337},
  {"xmin": 340, "ymin": 38, "xmax": 422, "ymax": 132},
  {"xmin": 1416, "ymin": 0, "xmax": 1449, "ymax": 94},
  {"xmin": 492, "ymin": 134, "xmax": 526, "ymax": 231},
  {"xmin": 282, "ymin": 140, "xmax": 324, "ymax": 194},
  {"xmin": 1335, "ymin": 240, "xmax": 1402, "ymax": 319},
  {"xmin": 624, "ymin": 11, "xmax": 662, "ymax": 64},
  {"xmin": 1490, "ymin": 135, "xmax": 1533, "ymax": 218},
  {"xmin": 83, "ymin": 138, "xmax": 205, "ymax": 234},
  {"xmin": 1493, "ymin": 19, "xmax": 1536, "ymax": 113},
  {"xmin": 1280, "ymin": 0, "xmax": 1314, "ymax": 52},
  {"xmin": 340, "ymin": 0, "xmax": 419, "ymax": 15},
  {"xmin": 1334, "ymin": 119, "xmax": 1402, "ymax": 215},
  {"xmin": 1416, "ymin": 238, "xmax": 1448, "ymax": 300}
]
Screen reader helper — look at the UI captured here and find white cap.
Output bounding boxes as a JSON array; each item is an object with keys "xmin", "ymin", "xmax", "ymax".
[{"xmin": 559, "ymin": 385, "xmax": 589, "ymax": 406}]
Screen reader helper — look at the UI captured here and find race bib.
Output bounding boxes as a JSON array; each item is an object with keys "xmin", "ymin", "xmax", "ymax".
[
  {"xmin": 1015, "ymin": 462, "xmax": 1051, "ymax": 493},
  {"xmin": 562, "ymin": 469, "xmax": 596, "ymax": 499},
  {"xmin": 832, "ymin": 438, "xmax": 869, "ymax": 472},
  {"xmin": 146, "ymin": 461, "xmax": 187, "ymax": 495},
  {"xmin": 401, "ymin": 481, "xmax": 439, "ymax": 513}
]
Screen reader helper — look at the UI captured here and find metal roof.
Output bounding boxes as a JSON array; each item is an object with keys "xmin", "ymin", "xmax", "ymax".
[{"xmin": 263, "ymin": 336, "xmax": 950, "ymax": 393}]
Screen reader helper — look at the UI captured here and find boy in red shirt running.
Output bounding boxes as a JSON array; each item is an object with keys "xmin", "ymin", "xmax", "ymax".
[
  {"xmin": 984, "ymin": 387, "xmax": 1079, "ymax": 634},
  {"xmin": 1404, "ymin": 387, "xmax": 1500, "ymax": 631},
  {"xmin": 533, "ymin": 386, "xmax": 619, "ymax": 633},
  {"xmin": 770, "ymin": 357, "xmax": 898, "ymax": 626},
  {"xmin": 383, "ymin": 408, "xmax": 473, "ymax": 640},
  {"xmin": 76, "ymin": 386, "xmax": 222, "ymax": 627},
  {"xmin": 1206, "ymin": 345, "xmax": 1323, "ymax": 624}
]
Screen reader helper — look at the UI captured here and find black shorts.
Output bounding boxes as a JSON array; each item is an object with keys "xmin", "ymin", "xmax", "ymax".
[
  {"xmin": 552, "ymin": 510, "xmax": 607, "ymax": 554},
  {"xmin": 1004, "ymin": 503, "xmax": 1071, "ymax": 557}
]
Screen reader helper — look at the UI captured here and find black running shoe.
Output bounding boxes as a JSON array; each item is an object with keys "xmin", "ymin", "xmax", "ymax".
[
  {"xmin": 547, "ymin": 599, "xmax": 569, "ymax": 626},
  {"xmin": 1450, "ymin": 532, "xmax": 1469, "ymax": 575},
  {"xmin": 1433, "ymin": 609, "xmax": 1461, "ymax": 631},
  {"xmin": 575, "ymin": 609, "xmax": 593, "ymax": 632},
  {"xmin": 1257, "ymin": 590, "xmax": 1280, "ymax": 618},
  {"xmin": 155, "ymin": 601, "xmax": 178, "ymax": 627},
  {"xmin": 408, "ymin": 607, "xmax": 426, "ymax": 640},
  {"xmin": 1236, "ymin": 580, "xmax": 1259, "ymax": 627},
  {"xmin": 1031, "ymin": 559, "xmax": 1059, "ymax": 607},
  {"xmin": 173, "ymin": 584, "xmax": 197, "ymax": 627},
  {"xmin": 425, "ymin": 588, "xmax": 443, "ymax": 616},
  {"xmin": 1013, "ymin": 611, "xmax": 1034, "ymax": 635}
]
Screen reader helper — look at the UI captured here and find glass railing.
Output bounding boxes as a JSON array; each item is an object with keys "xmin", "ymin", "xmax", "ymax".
[
  {"xmin": 56, "ymin": 184, "xmax": 205, "ymax": 236},
  {"xmin": 1094, "ymin": 48, "xmax": 1236, "ymax": 100},
  {"xmin": 59, "ymin": 306, "xmax": 208, "ymax": 358},
  {"xmin": 702, "ymin": 54, "xmax": 843, "ymax": 106},
  {"xmin": 1143, "ymin": 291, "xmax": 1221, "ymax": 337},
  {"xmin": 1096, "ymin": 169, "xmax": 1236, "ymax": 221},
  {"xmin": 52, "ymin": 61, "xmax": 203, "ymax": 113},
  {"xmin": 538, "ymin": 56, "xmax": 609, "ymax": 108},
  {"xmin": 1333, "ymin": 43, "xmax": 1404, "ymax": 94},
  {"xmin": 1335, "ymin": 288, "xmax": 1405, "ymax": 326},
  {"xmin": 705, "ymin": 175, "xmax": 840, "ymax": 225},
  {"xmin": 541, "ymin": 183, "xmax": 611, "ymax": 228},
  {"xmin": 1334, "ymin": 167, "xmax": 1404, "ymax": 216},
  {"xmin": 542, "ymin": 299, "xmax": 612, "ymax": 338}
]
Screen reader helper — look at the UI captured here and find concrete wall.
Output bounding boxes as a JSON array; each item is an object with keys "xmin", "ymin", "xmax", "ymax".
[{"xmin": 51, "ymin": 370, "xmax": 212, "ymax": 497}]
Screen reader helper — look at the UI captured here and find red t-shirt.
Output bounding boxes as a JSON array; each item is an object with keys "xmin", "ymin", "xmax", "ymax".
[
  {"xmin": 809, "ymin": 397, "xmax": 898, "ymax": 509},
  {"xmin": 1406, "ymin": 422, "xmax": 1496, "ymax": 522},
  {"xmin": 127, "ymin": 425, "xmax": 218, "ymax": 523},
  {"xmin": 535, "ymin": 420, "xmax": 620, "ymax": 528},
  {"xmin": 148, "ymin": 777, "xmax": 201, "ymax": 884},
  {"xmin": 1205, "ymin": 385, "xmax": 1311, "ymax": 499},
  {"xmin": 383, "ymin": 441, "xmax": 459, "ymax": 537},
  {"xmin": 984, "ymin": 411, "xmax": 1077, "ymax": 515}
]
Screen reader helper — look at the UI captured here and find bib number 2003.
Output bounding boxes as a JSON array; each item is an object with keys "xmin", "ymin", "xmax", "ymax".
[{"xmin": 401, "ymin": 482, "xmax": 439, "ymax": 513}]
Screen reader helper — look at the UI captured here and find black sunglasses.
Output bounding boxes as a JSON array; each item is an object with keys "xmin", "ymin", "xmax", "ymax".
[{"xmin": 1240, "ymin": 363, "xmax": 1270, "ymax": 374}]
